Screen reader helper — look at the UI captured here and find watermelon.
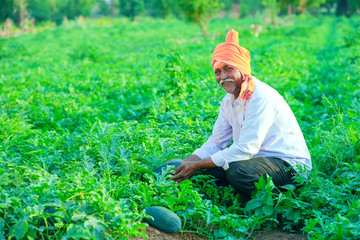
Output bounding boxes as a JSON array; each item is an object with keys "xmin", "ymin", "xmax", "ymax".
[
  {"xmin": 39, "ymin": 207, "xmax": 56, "ymax": 227},
  {"xmin": 153, "ymin": 161, "xmax": 182, "ymax": 176},
  {"xmin": 144, "ymin": 206, "xmax": 182, "ymax": 233}
]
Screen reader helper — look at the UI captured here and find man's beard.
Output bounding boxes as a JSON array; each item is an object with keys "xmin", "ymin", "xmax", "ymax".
[{"xmin": 220, "ymin": 78, "xmax": 237, "ymax": 94}]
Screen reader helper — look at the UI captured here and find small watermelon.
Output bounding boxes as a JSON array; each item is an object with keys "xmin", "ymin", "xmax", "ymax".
[
  {"xmin": 153, "ymin": 161, "xmax": 182, "ymax": 176},
  {"xmin": 144, "ymin": 206, "xmax": 182, "ymax": 233},
  {"xmin": 39, "ymin": 207, "xmax": 57, "ymax": 227}
]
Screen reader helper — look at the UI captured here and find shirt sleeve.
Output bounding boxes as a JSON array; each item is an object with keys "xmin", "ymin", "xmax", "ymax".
[
  {"xmin": 193, "ymin": 101, "xmax": 233, "ymax": 162},
  {"xmin": 211, "ymin": 96, "xmax": 277, "ymax": 170}
]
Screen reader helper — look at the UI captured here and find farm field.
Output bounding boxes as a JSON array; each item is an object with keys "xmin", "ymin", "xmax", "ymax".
[{"xmin": 0, "ymin": 15, "xmax": 359, "ymax": 239}]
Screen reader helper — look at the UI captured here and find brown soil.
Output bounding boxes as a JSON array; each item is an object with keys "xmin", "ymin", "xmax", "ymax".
[
  {"xmin": 131, "ymin": 226, "xmax": 207, "ymax": 240},
  {"xmin": 249, "ymin": 230, "xmax": 308, "ymax": 240},
  {"xmin": 132, "ymin": 226, "xmax": 308, "ymax": 240}
]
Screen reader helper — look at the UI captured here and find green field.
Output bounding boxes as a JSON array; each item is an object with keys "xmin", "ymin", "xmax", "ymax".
[{"xmin": 0, "ymin": 15, "xmax": 359, "ymax": 239}]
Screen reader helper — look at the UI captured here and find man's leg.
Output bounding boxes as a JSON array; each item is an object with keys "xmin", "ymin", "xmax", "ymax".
[
  {"xmin": 225, "ymin": 157, "xmax": 297, "ymax": 200},
  {"xmin": 200, "ymin": 167, "xmax": 230, "ymax": 187}
]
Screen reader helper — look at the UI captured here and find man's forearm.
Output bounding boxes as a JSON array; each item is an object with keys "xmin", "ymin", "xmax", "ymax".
[
  {"xmin": 184, "ymin": 155, "xmax": 216, "ymax": 169},
  {"xmin": 170, "ymin": 156, "xmax": 216, "ymax": 182},
  {"xmin": 195, "ymin": 157, "xmax": 216, "ymax": 169},
  {"xmin": 183, "ymin": 154, "xmax": 201, "ymax": 162}
]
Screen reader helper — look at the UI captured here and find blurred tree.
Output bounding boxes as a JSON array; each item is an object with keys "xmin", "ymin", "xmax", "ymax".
[
  {"xmin": 338, "ymin": 0, "xmax": 348, "ymax": 15},
  {"xmin": 65, "ymin": 0, "xmax": 96, "ymax": 19},
  {"xmin": 220, "ymin": 0, "xmax": 245, "ymax": 18},
  {"xmin": 335, "ymin": 0, "xmax": 359, "ymax": 16},
  {"xmin": 27, "ymin": 0, "xmax": 55, "ymax": 22},
  {"xmin": 145, "ymin": 0, "xmax": 180, "ymax": 18},
  {"xmin": 0, "ymin": 0, "xmax": 15, "ymax": 22},
  {"xmin": 26, "ymin": 0, "xmax": 96, "ymax": 24},
  {"xmin": 221, "ymin": 0, "xmax": 234, "ymax": 14},
  {"xmin": 3, "ymin": 0, "xmax": 360, "ymax": 26},
  {"xmin": 96, "ymin": 0, "xmax": 111, "ymax": 16},
  {"xmin": 279, "ymin": 0, "xmax": 297, "ymax": 17},
  {"xmin": 262, "ymin": 0, "xmax": 278, "ymax": 26},
  {"xmin": 177, "ymin": 0, "xmax": 222, "ymax": 37},
  {"xmin": 14, "ymin": 0, "xmax": 28, "ymax": 26},
  {"xmin": 156, "ymin": 0, "xmax": 174, "ymax": 18},
  {"xmin": 240, "ymin": 0, "xmax": 263, "ymax": 17},
  {"xmin": 297, "ymin": 0, "xmax": 326, "ymax": 15},
  {"xmin": 348, "ymin": 0, "xmax": 360, "ymax": 15},
  {"xmin": 52, "ymin": 0, "xmax": 68, "ymax": 24},
  {"xmin": 118, "ymin": 0, "xmax": 145, "ymax": 21},
  {"xmin": 110, "ymin": 0, "xmax": 114, "ymax": 20}
]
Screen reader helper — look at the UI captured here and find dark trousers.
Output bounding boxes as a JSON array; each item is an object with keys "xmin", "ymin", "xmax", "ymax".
[{"xmin": 201, "ymin": 157, "xmax": 297, "ymax": 200}]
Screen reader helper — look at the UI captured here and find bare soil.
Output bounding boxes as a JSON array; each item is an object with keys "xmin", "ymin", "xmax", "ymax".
[
  {"xmin": 249, "ymin": 230, "xmax": 308, "ymax": 240},
  {"xmin": 132, "ymin": 226, "xmax": 308, "ymax": 240}
]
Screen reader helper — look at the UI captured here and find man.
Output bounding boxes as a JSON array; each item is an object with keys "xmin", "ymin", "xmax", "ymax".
[{"xmin": 168, "ymin": 29, "xmax": 312, "ymax": 199}]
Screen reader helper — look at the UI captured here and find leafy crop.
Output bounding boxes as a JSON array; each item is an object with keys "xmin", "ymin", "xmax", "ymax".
[{"xmin": 0, "ymin": 15, "xmax": 359, "ymax": 239}]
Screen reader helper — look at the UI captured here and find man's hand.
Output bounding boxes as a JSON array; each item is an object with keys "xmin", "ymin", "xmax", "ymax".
[
  {"xmin": 169, "ymin": 157, "xmax": 216, "ymax": 183},
  {"xmin": 169, "ymin": 161, "xmax": 200, "ymax": 183}
]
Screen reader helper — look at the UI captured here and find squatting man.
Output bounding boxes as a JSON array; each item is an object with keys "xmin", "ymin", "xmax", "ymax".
[{"xmin": 167, "ymin": 29, "xmax": 312, "ymax": 200}]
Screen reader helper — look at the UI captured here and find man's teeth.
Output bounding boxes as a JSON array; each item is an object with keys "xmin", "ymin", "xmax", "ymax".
[{"xmin": 220, "ymin": 79, "xmax": 234, "ymax": 85}]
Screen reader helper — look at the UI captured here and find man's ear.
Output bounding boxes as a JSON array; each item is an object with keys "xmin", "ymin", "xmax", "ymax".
[{"xmin": 240, "ymin": 72, "xmax": 244, "ymax": 81}]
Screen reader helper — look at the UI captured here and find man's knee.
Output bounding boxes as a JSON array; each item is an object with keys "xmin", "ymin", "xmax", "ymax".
[
  {"xmin": 225, "ymin": 159, "xmax": 299, "ymax": 199},
  {"xmin": 227, "ymin": 163, "xmax": 248, "ymax": 179},
  {"xmin": 225, "ymin": 162, "xmax": 260, "ymax": 198},
  {"xmin": 226, "ymin": 161, "xmax": 263, "ymax": 180}
]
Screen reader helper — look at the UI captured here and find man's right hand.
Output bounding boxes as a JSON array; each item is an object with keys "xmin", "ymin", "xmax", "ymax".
[{"xmin": 169, "ymin": 157, "xmax": 216, "ymax": 183}]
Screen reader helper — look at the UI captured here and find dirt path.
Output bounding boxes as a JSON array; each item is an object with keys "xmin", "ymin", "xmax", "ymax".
[
  {"xmin": 249, "ymin": 230, "xmax": 308, "ymax": 240},
  {"xmin": 132, "ymin": 226, "xmax": 308, "ymax": 240}
]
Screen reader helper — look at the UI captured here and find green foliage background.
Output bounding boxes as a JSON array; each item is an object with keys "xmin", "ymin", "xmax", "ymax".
[
  {"xmin": 0, "ymin": 15, "xmax": 359, "ymax": 239},
  {"xmin": 1, "ymin": 0, "xmax": 360, "ymax": 26}
]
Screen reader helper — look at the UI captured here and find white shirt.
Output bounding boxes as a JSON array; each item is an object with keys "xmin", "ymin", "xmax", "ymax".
[{"xmin": 193, "ymin": 77, "xmax": 312, "ymax": 172}]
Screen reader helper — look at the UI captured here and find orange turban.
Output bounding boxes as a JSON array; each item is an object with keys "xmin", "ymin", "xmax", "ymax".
[{"xmin": 212, "ymin": 29, "xmax": 254, "ymax": 101}]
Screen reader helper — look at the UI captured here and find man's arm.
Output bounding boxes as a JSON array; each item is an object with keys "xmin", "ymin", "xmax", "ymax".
[
  {"xmin": 169, "ymin": 157, "xmax": 216, "ymax": 183},
  {"xmin": 167, "ymin": 99, "xmax": 232, "ymax": 182},
  {"xmin": 211, "ymin": 96, "xmax": 277, "ymax": 167},
  {"xmin": 166, "ymin": 154, "xmax": 201, "ymax": 163},
  {"xmin": 183, "ymin": 154, "xmax": 201, "ymax": 162}
]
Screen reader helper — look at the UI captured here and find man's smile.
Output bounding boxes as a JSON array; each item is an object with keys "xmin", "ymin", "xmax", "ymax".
[{"xmin": 219, "ymin": 78, "xmax": 235, "ymax": 85}]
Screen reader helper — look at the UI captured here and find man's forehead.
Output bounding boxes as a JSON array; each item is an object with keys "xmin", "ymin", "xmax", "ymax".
[
  {"xmin": 214, "ymin": 61, "xmax": 227, "ymax": 71},
  {"xmin": 215, "ymin": 62, "xmax": 236, "ymax": 72}
]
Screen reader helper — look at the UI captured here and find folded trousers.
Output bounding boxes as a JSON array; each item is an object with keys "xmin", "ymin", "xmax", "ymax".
[{"xmin": 201, "ymin": 157, "xmax": 298, "ymax": 200}]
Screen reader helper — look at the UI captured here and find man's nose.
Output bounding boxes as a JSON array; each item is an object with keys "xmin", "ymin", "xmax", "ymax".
[{"xmin": 220, "ymin": 71, "xmax": 228, "ymax": 80}]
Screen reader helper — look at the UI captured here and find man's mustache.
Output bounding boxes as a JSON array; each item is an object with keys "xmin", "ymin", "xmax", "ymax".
[{"xmin": 220, "ymin": 78, "xmax": 235, "ymax": 85}]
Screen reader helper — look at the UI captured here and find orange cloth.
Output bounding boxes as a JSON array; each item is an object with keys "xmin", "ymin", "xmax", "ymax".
[{"xmin": 212, "ymin": 29, "xmax": 254, "ymax": 101}]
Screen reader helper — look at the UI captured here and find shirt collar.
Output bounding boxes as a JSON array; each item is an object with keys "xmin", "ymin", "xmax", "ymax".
[{"xmin": 228, "ymin": 94, "xmax": 245, "ymax": 106}]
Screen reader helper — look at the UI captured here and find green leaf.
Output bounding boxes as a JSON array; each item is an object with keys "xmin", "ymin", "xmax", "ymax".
[
  {"xmin": 281, "ymin": 184, "xmax": 296, "ymax": 191},
  {"xmin": 0, "ymin": 203, "xmax": 7, "ymax": 209},
  {"xmin": 0, "ymin": 218, "xmax": 5, "ymax": 240},
  {"xmin": 0, "ymin": 173, "xmax": 12, "ymax": 185},
  {"xmin": 0, "ymin": 218, "xmax": 4, "ymax": 230},
  {"xmin": 64, "ymin": 224, "xmax": 93, "ymax": 239},
  {"xmin": 93, "ymin": 229, "xmax": 105, "ymax": 240},
  {"xmin": 214, "ymin": 228, "xmax": 230, "ymax": 238},
  {"xmin": 266, "ymin": 197, "xmax": 274, "ymax": 206},
  {"xmin": 245, "ymin": 199, "xmax": 262, "ymax": 211},
  {"xmin": 71, "ymin": 212, "xmax": 87, "ymax": 221},
  {"xmin": 14, "ymin": 220, "xmax": 28, "ymax": 240},
  {"xmin": 262, "ymin": 205, "xmax": 273, "ymax": 216},
  {"xmin": 84, "ymin": 215, "xmax": 106, "ymax": 232}
]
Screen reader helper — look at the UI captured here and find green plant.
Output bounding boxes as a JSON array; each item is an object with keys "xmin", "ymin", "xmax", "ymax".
[{"xmin": 0, "ymin": 15, "xmax": 359, "ymax": 239}]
